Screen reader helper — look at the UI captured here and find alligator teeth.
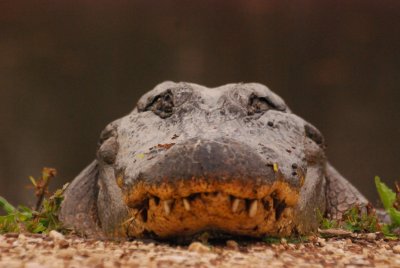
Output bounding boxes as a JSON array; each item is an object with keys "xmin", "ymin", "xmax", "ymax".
[
  {"xmin": 249, "ymin": 200, "xmax": 258, "ymax": 218},
  {"xmin": 231, "ymin": 198, "xmax": 240, "ymax": 213},
  {"xmin": 183, "ymin": 198, "xmax": 191, "ymax": 211},
  {"xmin": 163, "ymin": 199, "xmax": 173, "ymax": 215}
]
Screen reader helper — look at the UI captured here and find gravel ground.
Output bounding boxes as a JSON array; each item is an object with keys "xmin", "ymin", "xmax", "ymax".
[{"xmin": 0, "ymin": 232, "xmax": 399, "ymax": 268}]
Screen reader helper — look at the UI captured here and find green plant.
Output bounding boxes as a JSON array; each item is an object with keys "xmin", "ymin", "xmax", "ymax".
[
  {"xmin": 263, "ymin": 235, "xmax": 309, "ymax": 244},
  {"xmin": 318, "ymin": 209, "xmax": 339, "ymax": 230},
  {"xmin": 375, "ymin": 176, "xmax": 400, "ymax": 237},
  {"xmin": 0, "ymin": 168, "xmax": 68, "ymax": 234},
  {"xmin": 318, "ymin": 177, "xmax": 400, "ymax": 239},
  {"xmin": 341, "ymin": 205, "xmax": 379, "ymax": 233},
  {"xmin": 318, "ymin": 205, "xmax": 379, "ymax": 234},
  {"xmin": 263, "ymin": 236, "xmax": 281, "ymax": 244}
]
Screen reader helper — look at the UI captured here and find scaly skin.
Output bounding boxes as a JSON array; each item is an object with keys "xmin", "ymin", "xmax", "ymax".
[{"xmin": 60, "ymin": 82, "xmax": 368, "ymax": 240}]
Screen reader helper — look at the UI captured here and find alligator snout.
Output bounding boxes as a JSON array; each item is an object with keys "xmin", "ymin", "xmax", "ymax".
[
  {"xmin": 123, "ymin": 137, "xmax": 304, "ymax": 203},
  {"xmin": 121, "ymin": 137, "xmax": 302, "ymax": 238},
  {"xmin": 141, "ymin": 138, "xmax": 276, "ymax": 183}
]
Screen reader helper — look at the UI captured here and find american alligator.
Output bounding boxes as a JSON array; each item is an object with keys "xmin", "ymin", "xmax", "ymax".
[{"xmin": 60, "ymin": 82, "xmax": 368, "ymax": 239}]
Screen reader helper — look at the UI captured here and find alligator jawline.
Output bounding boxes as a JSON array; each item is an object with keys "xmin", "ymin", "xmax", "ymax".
[{"xmin": 122, "ymin": 180, "xmax": 300, "ymax": 238}]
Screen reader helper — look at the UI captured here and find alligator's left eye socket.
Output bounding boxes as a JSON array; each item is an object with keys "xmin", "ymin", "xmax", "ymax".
[
  {"xmin": 247, "ymin": 94, "xmax": 275, "ymax": 115},
  {"xmin": 305, "ymin": 123, "xmax": 325, "ymax": 146},
  {"xmin": 146, "ymin": 90, "xmax": 174, "ymax": 118}
]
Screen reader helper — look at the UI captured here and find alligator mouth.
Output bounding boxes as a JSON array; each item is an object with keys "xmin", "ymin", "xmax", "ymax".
[{"xmin": 122, "ymin": 179, "xmax": 300, "ymax": 239}]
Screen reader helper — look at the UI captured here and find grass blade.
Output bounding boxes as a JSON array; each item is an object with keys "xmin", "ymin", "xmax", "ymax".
[
  {"xmin": 374, "ymin": 176, "xmax": 396, "ymax": 210},
  {"xmin": 0, "ymin": 196, "xmax": 16, "ymax": 214}
]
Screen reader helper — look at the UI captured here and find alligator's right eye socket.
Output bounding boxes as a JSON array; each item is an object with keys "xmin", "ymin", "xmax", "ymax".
[
  {"xmin": 247, "ymin": 94, "xmax": 276, "ymax": 115},
  {"xmin": 145, "ymin": 90, "xmax": 174, "ymax": 118}
]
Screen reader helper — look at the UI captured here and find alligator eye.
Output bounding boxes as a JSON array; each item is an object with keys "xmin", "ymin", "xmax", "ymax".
[
  {"xmin": 146, "ymin": 90, "xmax": 174, "ymax": 118},
  {"xmin": 247, "ymin": 93, "xmax": 276, "ymax": 115},
  {"xmin": 304, "ymin": 123, "xmax": 324, "ymax": 146}
]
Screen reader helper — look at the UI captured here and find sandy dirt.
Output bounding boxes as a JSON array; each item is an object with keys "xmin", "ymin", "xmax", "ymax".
[{"xmin": 0, "ymin": 232, "xmax": 399, "ymax": 268}]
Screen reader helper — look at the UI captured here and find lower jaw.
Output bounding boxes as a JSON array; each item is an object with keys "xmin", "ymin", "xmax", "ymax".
[{"xmin": 123, "ymin": 182, "xmax": 299, "ymax": 239}]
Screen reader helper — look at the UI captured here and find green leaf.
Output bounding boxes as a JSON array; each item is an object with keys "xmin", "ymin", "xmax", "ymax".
[
  {"xmin": 32, "ymin": 223, "xmax": 46, "ymax": 233},
  {"xmin": 388, "ymin": 208, "xmax": 400, "ymax": 225},
  {"xmin": 375, "ymin": 176, "xmax": 396, "ymax": 210},
  {"xmin": 381, "ymin": 224, "xmax": 399, "ymax": 239},
  {"xmin": 1, "ymin": 168, "xmax": 69, "ymax": 235},
  {"xmin": 17, "ymin": 206, "xmax": 34, "ymax": 221},
  {"xmin": 0, "ymin": 196, "xmax": 16, "ymax": 214},
  {"xmin": 28, "ymin": 176, "xmax": 37, "ymax": 187},
  {"xmin": 0, "ymin": 214, "xmax": 19, "ymax": 233}
]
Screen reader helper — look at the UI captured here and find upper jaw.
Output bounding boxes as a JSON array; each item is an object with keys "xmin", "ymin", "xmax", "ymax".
[{"xmin": 121, "ymin": 137, "xmax": 305, "ymax": 190}]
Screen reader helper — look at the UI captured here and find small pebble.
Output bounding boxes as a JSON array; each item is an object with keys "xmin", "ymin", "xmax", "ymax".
[
  {"xmin": 0, "ymin": 260, "xmax": 21, "ymax": 268},
  {"xmin": 4, "ymin": 233, "xmax": 19, "ymax": 238},
  {"xmin": 316, "ymin": 237, "xmax": 326, "ymax": 247},
  {"xmin": 48, "ymin": 230, "xmax": 69, "ymax": 249},
  {"xmin": 393, "ymin": 245, "xmax": 400, "ymax": 254},
  {"xmin": 297, "ymin": 244, "xmax": 305, "ymax": 250},
  {"xmin": 56, "ymin": 248, "xmax": 75, "ymax": 260},
  {"xmin": 226, "ymin": 240, "xmax": 239, "ymax": 250},
  {"xmin": 18, "ymin": 234, "xmax": 27, "ymax": 241},
  {"xmin": 366, "ymin": 233, "xmax": 376, "ymax": 241},
  {"xmin": 188, "ymin": 242, "xmax": 211, "ymax": 253},
  {"xmin": 58, "ymin": 239, "xmax": 70, "ymax": 249},
  {"xmin": 287, "ymin": 243, "xmax": 296, "ymax": 250},
  {"xmin": 49, "ymin": 230, "xmax": 65, "ymax": 241},
  {"xmin": 25, "ymin": 262, "xmax": 46, "ymax": 268}
]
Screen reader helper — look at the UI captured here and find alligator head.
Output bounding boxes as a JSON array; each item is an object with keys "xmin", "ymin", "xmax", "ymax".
[{"xmin": 60, "ymin": 82, "xmax": 366, "ymax": 240}]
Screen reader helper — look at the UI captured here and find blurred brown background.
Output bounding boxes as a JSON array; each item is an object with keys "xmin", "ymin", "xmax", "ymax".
[{"xmin": 0, "ymin": 1, "xmax": 399, "ymax": 208}]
